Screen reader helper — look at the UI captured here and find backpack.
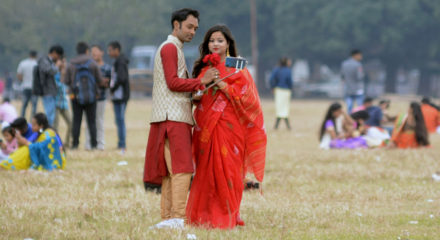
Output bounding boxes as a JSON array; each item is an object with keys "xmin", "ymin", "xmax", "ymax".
[
  {"xmin": 32, "ymin": 63, "xmax": 44, "ymax": 96},
  {"xmin": 73, "ymin": 60, "xmax": 97, "ymax": 104}
]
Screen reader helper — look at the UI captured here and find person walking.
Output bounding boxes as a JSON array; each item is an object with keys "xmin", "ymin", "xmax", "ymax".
[
  {"xmin": 107, "ymin": 41, "xmax": 130, "ymax": 153},
  {"xmin": 270, "ymin": 57, "xmax": 293, "ymax": 130},
  {"xmin": 341, "ymin": 49, "xmax": 365, "ymax": 113},
  {"xmin": 64, "ymin": 42, "xmax": 103, "ymax": 150},
  {"xmin": 36, "ymin": 45, "xmax": 64, "ymax": 126},
  {"xmin": 17, "ymin": 50, "xmax": 38, "ymax": 119},
  {"xmin": 84, "ymin": 45, "xmax": 111, "ymax": 150}
]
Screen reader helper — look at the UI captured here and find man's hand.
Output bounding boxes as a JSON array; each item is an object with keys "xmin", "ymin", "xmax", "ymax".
[
  {"xmin": 200, "ymin": 68, "xmax": 219, "ymax": 85},
  {"xmin": 15, "ymin": 130, "xmax": 29, "ymax": 147}
]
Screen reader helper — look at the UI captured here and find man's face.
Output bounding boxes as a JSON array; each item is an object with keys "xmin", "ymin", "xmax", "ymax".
[
  {"xmin": 91, "ymin": 47, "xmax": 103, "ymax": 62},
  {"xmin": 354, "ymin": 53, "xmax": 363, "ymax": 61},
  {"xmin": 51, "ymin": 52, "xmax": 61, "ymax": 62},
  {"xmin": 174, "ymin": 15, "xmax": 199, "ymax": 43},
  {"xmin": 107, "ymin": 47, "xmax": 118, "ymax": 58}
]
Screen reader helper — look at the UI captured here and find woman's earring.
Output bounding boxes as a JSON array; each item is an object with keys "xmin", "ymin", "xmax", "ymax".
[
  {"xmin": 227, "ymin": 49, "xmax": 230, "ymax": 57},
  {"xmin": 39, "ymin": 128, "xmax": 43, "ymax": 133}
]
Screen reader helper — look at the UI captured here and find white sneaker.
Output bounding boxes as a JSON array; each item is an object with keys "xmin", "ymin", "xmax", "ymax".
[{"xmin": 150, "ymin": 218, "xmax": 185, "ymax": 229}]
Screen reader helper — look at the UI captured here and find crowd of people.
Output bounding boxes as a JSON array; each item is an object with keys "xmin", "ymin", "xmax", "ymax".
[
  {"xmin": 11, "ymin": 40, "xmax": 130, "ymax": 154},
  {"xmin": 319, "ymin": 50, "xmax": 440, "ymax": 149}
]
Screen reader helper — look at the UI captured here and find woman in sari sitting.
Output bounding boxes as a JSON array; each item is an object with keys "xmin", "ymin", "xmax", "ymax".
[
  {"xmin": 389, "ymin": 102, "xmax": 429, "ymax": 148},
  {"xmin": 186, "ymin": 25, "xmax": 267, "ymax": 229},
  {"xmin": 319, "ymin": 102, "xmax": 368, "ymax": 149},
  {"xmin": 0, "ymin": 113, "xmax": 66, "ymax": 170}
]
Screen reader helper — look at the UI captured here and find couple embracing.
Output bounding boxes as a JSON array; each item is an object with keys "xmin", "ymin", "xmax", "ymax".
[{"xmin": 143, "ymin": 8, "xmax": 267, "ymax": 229}]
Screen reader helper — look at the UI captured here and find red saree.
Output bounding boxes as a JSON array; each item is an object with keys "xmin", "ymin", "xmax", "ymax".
[{"xmin": 186, "ymin": 64, "xmax": 267, "ymax": 229}]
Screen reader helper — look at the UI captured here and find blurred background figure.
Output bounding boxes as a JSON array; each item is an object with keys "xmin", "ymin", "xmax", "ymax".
[
  {"xmin": 0, "ymin": 97, "xmax": 18, "ymax": 123},
  {"xmin": 36, "ymin": 45, "xmax": 65, "ymax": 126},
  {"xmin": 389, "ymin": 102, "xmax": 429, "ymax": 148},
  {"xmin": 341, "ymin": 49, "xmax": 364, "ymax": 113},
  {"xmin": 3, "ymin": 71, "xmax": 14, "ymax": 100},
  {"xmin": 420, "ymin": 97, "xmax": 440, "ymax": 134},
  {"xmin": 84, "ymin": 45, "xmax": 111, "ymax": 150},
  {"xmin": 64, "ymin": 42, "xmax": 103, "ymax": 150},
  {"xmin": 108, "ymin": 41, "xmax": 130, "ymax": 153},
  {"xmin": 17, "ymin": 50, "xmax": 38, "ymax": 119},
  {"xmin": 53, "ymin": 58, "xmax": 71, "ymax": 148},
  {"xmin": 319, "ymin": 102, "xmax": 368, "ymax": 150},
  {"xmin": 270, "ymin": 57, "xmax": 293, "ymax": 130}
]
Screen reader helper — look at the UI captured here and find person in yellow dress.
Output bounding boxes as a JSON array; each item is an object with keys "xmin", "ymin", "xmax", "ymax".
[{"xmin": 0, "ymin": 113, "xmax": 66, "ymax": 170}]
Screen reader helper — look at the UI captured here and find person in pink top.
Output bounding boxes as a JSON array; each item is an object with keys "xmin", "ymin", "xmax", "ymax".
[
  {"xmin": 0, "ymin": 126, "xmax": 18, "ymax": 159},
  {"xmin": 0, "ymin": 98, "xmax": 18, "ymax": 123}
]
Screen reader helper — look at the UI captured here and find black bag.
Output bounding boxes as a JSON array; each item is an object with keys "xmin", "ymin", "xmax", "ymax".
[{"xmin": 32, "ymin": 64, "xmax": 44, "ymax": 96}]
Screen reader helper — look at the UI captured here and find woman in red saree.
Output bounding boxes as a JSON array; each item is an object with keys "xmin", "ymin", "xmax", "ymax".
[{"xmin": 186, "ymin": 25, "xmax": 267, "ymax": 229}]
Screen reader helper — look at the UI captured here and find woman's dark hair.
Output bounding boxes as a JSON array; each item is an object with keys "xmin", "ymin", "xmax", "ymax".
[
  {"xmin": 350, "ymin": 110, "xmax": 370, "ymax": 129},
  {"xmin": 410, "ymin": 102, "xmax": 429, "ymax": 146},
  {"xmin": 33, "ymin": 112, "xmax": 50, "ymax": 130},
  {"xmin": 171, "ymin": 8, "xmax": 199, "ymax": 29},
  {"xmin": 192, "ymin": 25, "xmax": 238, "ymax": 78},
  {"xmin": 2, "ymin": 126, "xmax": 15, "ymax": 138},
  {"xmin": 319, "ymin": 102, "xmax": 342, "ymax": 140}
]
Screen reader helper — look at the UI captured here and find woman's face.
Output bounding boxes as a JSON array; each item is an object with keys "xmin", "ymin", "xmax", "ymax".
[
  {"xmin": 31, "ymin": 118, "xmax": 40, "ymax": 132},
  {"xmin": 332, "ymin": 109, "xmax": 343, "ymax": 118},
  {"xmin": 208, "ymin": 31, "xmax": 229, "ymax": 57},
  {"xmin": 2, "ymin": 131, "xmax": 13, "ymax": 142}
]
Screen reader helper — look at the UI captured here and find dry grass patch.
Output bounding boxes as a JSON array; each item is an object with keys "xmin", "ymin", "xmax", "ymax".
[{"xmin": 1, "ymin": 98, "xmax": 439, "ymax": 239}]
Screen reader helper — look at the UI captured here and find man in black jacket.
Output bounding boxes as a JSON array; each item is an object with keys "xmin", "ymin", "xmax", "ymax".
[
  {"xmin": 108, "ymin": 41, "xmax": 130, "ymax": 153},
  {"xmin": 37, "ymin": 45, "xmax": 64, "ymax": 126}
]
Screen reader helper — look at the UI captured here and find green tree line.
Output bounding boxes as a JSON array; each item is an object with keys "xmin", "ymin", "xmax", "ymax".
[{"xmin": 1, "ymin": 0, "xmax": 439, "ymax": 94}]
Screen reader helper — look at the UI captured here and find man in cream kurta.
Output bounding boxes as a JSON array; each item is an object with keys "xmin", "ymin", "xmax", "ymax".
[{"xmin": 144, "ymin": 8, "xmax": 218, "ymax": 229}]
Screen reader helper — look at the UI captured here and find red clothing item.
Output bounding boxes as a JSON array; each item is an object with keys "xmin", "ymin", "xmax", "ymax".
[
  {"xmin": 160, "ymin": 43, "xmax": 203, "ymax": 91},
  {"xmin": 144, "ymin": 121, "xmax": 193, "ymax": 184},
  {"xmin": 144, "ymin": 42, "xmax": 203, "ymax": 185},
  {"xmin": 186, "ymin": 64, "xmax": 267, "ymax": 229},
  {"xmin": 421, "ymin": 104, "xmax": 440, "ymax": 133}
]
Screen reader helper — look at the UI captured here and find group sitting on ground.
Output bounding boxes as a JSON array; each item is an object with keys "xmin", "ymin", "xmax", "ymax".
[
  {"xmin": 0, "ymin": 113, "xmax": 66, "ymax": 170},
  {"xmin": 320, "ymin": 97, "xmax": 438, "ymax": 149}
]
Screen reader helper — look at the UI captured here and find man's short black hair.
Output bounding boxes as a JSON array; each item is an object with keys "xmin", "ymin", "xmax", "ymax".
[
  {"xmin": 76, "ymin": 42, "xmax": 89, "ymax": 54},
  {"xmin": 171, "ymin": 8, "xmax": 199, "ymax": 29},
  {"xmin": 29, "ymin": 50, "xmax": 37, "ymax": 58},
  {"xmin": 351, "ymin": 49, "xmax": 361, "ymax": 56},
  {"xmin": 108, "ymin": 41, "xmax": 121, "ymax": 51},
  {"xmin": 363, "ymin": 97, "xmax": 373, "ymax": 104},
  {"xmin": 49, "ymin": 44, "xmax": 64, "ymax": 56},
  {"xmin": 10, "ymin": 117, "xmax": 28, "ymax": 130}
]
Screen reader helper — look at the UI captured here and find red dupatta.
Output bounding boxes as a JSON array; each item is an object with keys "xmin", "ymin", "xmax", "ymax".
[{"xmin": 197, "ymin": 64, "xmax": 267, "ymax": 182}]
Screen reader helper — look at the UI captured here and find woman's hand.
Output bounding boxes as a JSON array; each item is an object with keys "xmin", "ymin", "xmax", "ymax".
[
  {"xmin": 217, "ymin": 81, "xmax": 227, "ymax": 90},
  {"xmin": 192, "ymin": 91, "xmax": 203, "ymax": 101}
]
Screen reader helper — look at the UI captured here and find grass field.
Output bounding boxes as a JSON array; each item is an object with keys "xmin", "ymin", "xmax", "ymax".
[{"xmin": 1, "ymin": 97, "xmax": 439, "ymax": 239}]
